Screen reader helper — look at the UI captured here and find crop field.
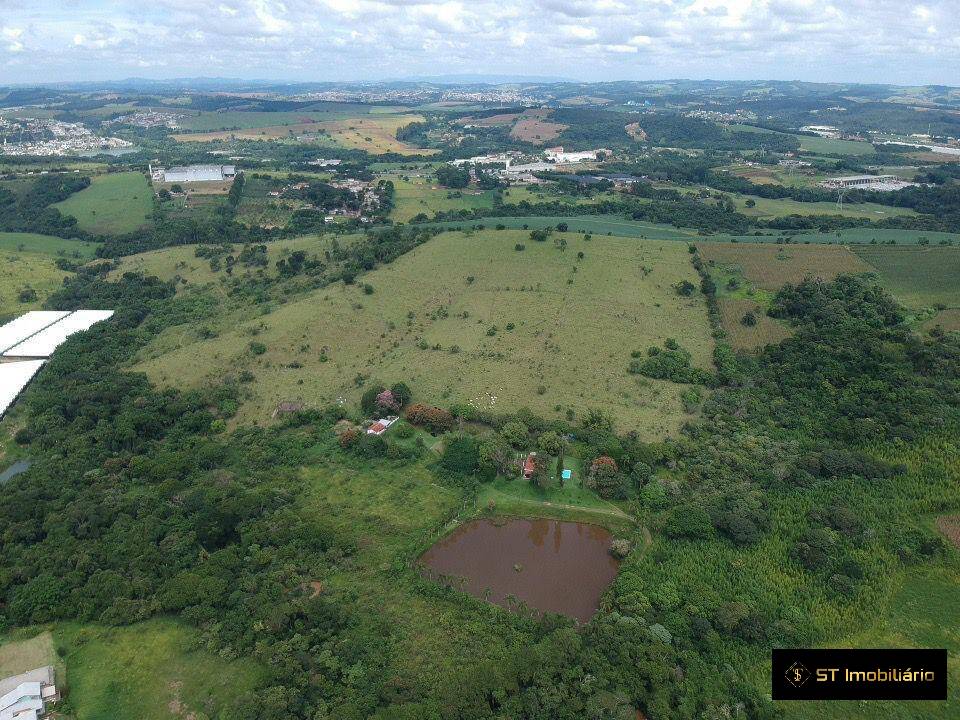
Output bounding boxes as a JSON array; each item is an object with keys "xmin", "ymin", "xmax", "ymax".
[
  {"xmin": 717, "ymin": 297, "xmax": 792, "ymax": 352},
  {"xmin": 698, "ymin": 242, "xmax": 875, "ymax": 291},
  {"xmin": 421, "ymin": 215, "xmax": 704, "ymax": 240},
  {"xmin": 56, "ymin": 620, "xmax": 264, "ymax": 720},
  {"xmin": 133, "ymin": 230, "xmax": 715, "ymax": 437},
  {"xmin": 831, "ymin": 228, "xmax": 960, "ymax": 245},
  {"xmin": 52, "ymin": 171, "xmax": 153, "ymax": 235},
  {"xmin": 852, "ymin": 245, "xmax": 960, "ymax": 308}
]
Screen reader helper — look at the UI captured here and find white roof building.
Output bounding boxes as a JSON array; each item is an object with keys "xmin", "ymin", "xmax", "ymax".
[
  {"xmin": 0, "ymin": 360, "xmax": 45, "ymax": 418},
  {"xmin": 0, "ymin": 667, "xmax": 57, "ymax": 720},
  {"xmin": 4, "ymin": 310, "xmax": 114, "ymax": 358},
  {"xmin": 161, "ymin": 165, "xmax": 236, "ymax": 183},
  {"xmin": 0, "ymin": 311, "xmax": 69, "ymax": 354}
]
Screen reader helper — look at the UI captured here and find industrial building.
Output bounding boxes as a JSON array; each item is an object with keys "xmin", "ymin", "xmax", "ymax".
[
  {"xmin": 150, "ymin": 164, "xmax": 236, "ymax": 183},
  {"xmin": 0, "ymin": 666, "xmax": 58, "ymax": 720},
  {"xmin": 820, "ymin": 174, "xmax": 918, "ymax": 192}
]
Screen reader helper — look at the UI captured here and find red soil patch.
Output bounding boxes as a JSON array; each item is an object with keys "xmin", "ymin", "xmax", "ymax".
[{"xmin": 936, "ymin": 515, "xmax": 960, "ymax": 549}]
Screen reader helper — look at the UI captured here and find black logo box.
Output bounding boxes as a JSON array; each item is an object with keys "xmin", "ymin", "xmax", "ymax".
[{"xmin": 772, "ymin": 648, "xmax": 948, "ymax": 701}]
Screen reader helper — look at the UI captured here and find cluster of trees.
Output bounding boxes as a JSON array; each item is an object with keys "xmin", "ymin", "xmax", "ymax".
[
  {"xmin": 435, "ymin": 164, "xmax": 471, "ymax": 189},
  {"xmin": 0, "ymin": 173, "xmax": 90, "ymax": 237}
]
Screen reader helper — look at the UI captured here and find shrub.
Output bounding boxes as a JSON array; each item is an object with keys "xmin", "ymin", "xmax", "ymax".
[
  {"xmin": 609, "ymin": 538, "xmax": 632, "ymax": 559},
  {"xmin": 406, "ymin": 403, "xmax": 455, "ymax": 433}
]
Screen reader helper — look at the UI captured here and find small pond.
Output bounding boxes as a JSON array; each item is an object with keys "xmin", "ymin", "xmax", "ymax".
[
  {"xmin": 0, "ymin": 459, "xmax": 31, "ymax": 484},
  {"xmin": 419, "ymin": 518, "xmax": 619, "ymax": 622}
]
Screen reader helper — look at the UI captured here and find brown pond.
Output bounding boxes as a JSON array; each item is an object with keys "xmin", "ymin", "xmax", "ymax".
[{"xmin": 419, "ymin": 518, "xmax": 620, "ymax": 622}]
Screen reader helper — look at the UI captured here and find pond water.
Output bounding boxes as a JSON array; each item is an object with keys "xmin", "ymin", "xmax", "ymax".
[
  {"xmin": 0, "ymin": 459, "xmax": 30, "ymax": 484},
  {"xmin": 419, "ymin": 518, "xmax": 619, "ymax": 622}
]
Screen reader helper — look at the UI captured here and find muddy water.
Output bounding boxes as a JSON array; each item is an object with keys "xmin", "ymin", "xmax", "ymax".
[{"xmin": 420, "ymin": 518, "xmax": 619, "ymax": 622}]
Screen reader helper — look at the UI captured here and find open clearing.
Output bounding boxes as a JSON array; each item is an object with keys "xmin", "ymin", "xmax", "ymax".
[
  {"xmin": 52, "ymin": 172, "xmax": 153, "ymax": 235},
  {"xmin": 0, "ymin": 631, "xmax": 58, "ymax": 679},
  {"xmin": 733, "ymin": 194, "xmax": 916, "ymax": 220},
  {"xmin": 176, "ymin": 114, "xmax": 435, "ymax": 155},
  {"xmin": 509, "ymin": 109, "xmax": 567, "ymax": 144},
  {"xmin": 717, "ymin": 297, "xmax": 792, "ymax": 352},
  {"xmin": 923, "ymin": 309, "xmax": 960, "ymax": 333},
  {"xmin": 698, "ymin": 242, "xmax": 875, "ymax": 291},
  {"xmin": 0, "ymin": 232, "xmax": 98, "ymax": 258},
  {"xmin": 133, "ymin": 230, "xmax": 714, "ymax": 437},
  {"xmin": 58, "ymin": 619, "xmax": 264, "ymax": 720},
  {"xmin": 0, "ymin": 247, "xmax": 76, "ymax": 316},
  {"xmin": 387, "ymin": 175, "xmax": 499, "ymax": 222},
  {"xmin": 852, "ymin": 245, "xmax": 960, "ymax": 309},
  {"xmin": 173, "ymin": 104, "xmax": 407, "ymax": 131}
]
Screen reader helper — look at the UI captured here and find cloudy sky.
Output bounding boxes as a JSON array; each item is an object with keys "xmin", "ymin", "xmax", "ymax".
[{"xmin": 0, "ymin": 0, "xmax": 958, "ymax": 86}]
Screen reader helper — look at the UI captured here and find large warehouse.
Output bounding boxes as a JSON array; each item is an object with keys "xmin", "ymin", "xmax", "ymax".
[{"xmin": 155, "ymin": 164, "xmax": 236, "ymax": 183}]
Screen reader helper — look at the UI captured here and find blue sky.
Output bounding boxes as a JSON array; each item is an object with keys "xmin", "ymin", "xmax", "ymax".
[{"xmin": 1, "ymin": 0, "xmax": 958, "ymax": 85}]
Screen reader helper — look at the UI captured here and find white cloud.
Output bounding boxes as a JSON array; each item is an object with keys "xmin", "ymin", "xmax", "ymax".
[{"xmin": 0, "ymin": 0, "xmax": 958, "ymax": 84}]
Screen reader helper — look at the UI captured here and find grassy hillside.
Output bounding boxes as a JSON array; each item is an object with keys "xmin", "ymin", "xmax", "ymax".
[
  {"xmin": 110, "ymin": 234, "xmax": 343, "ymax": 288},
  {"xmin": 131, "ymin": 230, "xmax": 714, "ymax": 436},
  {"xmin": 0, "ymin": 230, "xmax": 97, "ymax": 315},
  {"xmin": 52, "ymin": 172, "xmax": 153, "ymax": 235}
]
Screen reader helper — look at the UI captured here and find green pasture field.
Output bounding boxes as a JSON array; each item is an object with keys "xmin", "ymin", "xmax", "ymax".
[
  {"xmin": 131, "ymin": 230, "xmax": 715, "ymax": 438},
  {"xmin": 0, "ymin": 232, "xmax": 98, "ymax": 258},
  {"xmin": 0, "ymin": 253, "xmax": 69, "ymax": 316},
  {"xmin": 730, "ymin": 124, "xmax": 875, "ymax": 156},
  {"xmin": 733, "ymin": 194, "xmax": 916, "ymax": 220},
  {"xmin": 234, "ymin": 175, "xmax": 301, "ymax": 227},
  {"xmin": 418, "ymin": 215, "xmax": 703, "ymax": 240},
  {"xmin": 387, "ymin": 175, "xmax": 499, "ymax": 222},
  {"xmin": 52, "ymin": 171, "xmax": 153, "ymax": 235},
  {"xmin": 852, "ymin": 245, "xmax": 960, "ymax": 309},
  {"xmin": 57, "ymin": 619, "xmax": 264, "ymax": 720}
]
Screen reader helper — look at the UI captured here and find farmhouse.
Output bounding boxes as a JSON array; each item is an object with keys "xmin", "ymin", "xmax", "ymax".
[
  {"xmin": 0, "ymin": 666, "xmax": 58, "ymax": 720},
  {"xmin": 367, "ymin": 416, "xmax": 399, "ymax": 436},
  {"xmin": 523, "ymin": 452, "xmax": 537, "ymax": 479}
]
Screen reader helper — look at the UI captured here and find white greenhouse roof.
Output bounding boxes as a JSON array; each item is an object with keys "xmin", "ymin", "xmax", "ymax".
[
  {"xmin": 0, "ymin": 311, "xmax": 70, "ymax": 354},
  {"xmin": 3, "ymin": 310, "xmax": 114, "ymax": 358},
  {"xmin": 0, "ymin": 360, "xmax": 45, "ymax": 417}
]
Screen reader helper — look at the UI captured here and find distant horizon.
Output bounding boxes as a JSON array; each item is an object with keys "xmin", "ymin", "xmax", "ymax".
[
  {"xmin": 2, "ymin": 74, "xmax": 959, "ymax": 92},
  {"xmin": 1, "ymin": 1, "xmax": 958, "ymax": 87}
]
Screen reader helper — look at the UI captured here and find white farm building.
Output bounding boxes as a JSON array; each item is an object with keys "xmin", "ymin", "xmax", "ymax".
[{"xmin": 153, "ymin": 164, "xmax": 236, "ymax": 183}]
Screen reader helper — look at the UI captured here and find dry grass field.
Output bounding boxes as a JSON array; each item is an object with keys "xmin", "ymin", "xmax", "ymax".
[
  {"xmin": 922, "ymin": 308, "xmax": 960, "ymax": 333},
  {"xmin": 175, "ymin": 114, "xmax": 435, "ymax": 155},
  {"xmin": 698, "ymin": 242, "xmax": 874, "ymax": 291},
  {"xmin": 0, "ymin": 631, "xmax": 58, "ymax": 679},
  {"xmin": 936, "ymin": 515, "xmax": 960, "ymax": 549},
  {"xmin": 717, "ymin": 297, "xmax": 792, "ymax": 352},
  {"xmin": 509, "ymin": 109, "xmax": 567, "ymax": 144},
  {"xmin": 131, "ymin": 230, "xmax": 714, "ymax": 437}
]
